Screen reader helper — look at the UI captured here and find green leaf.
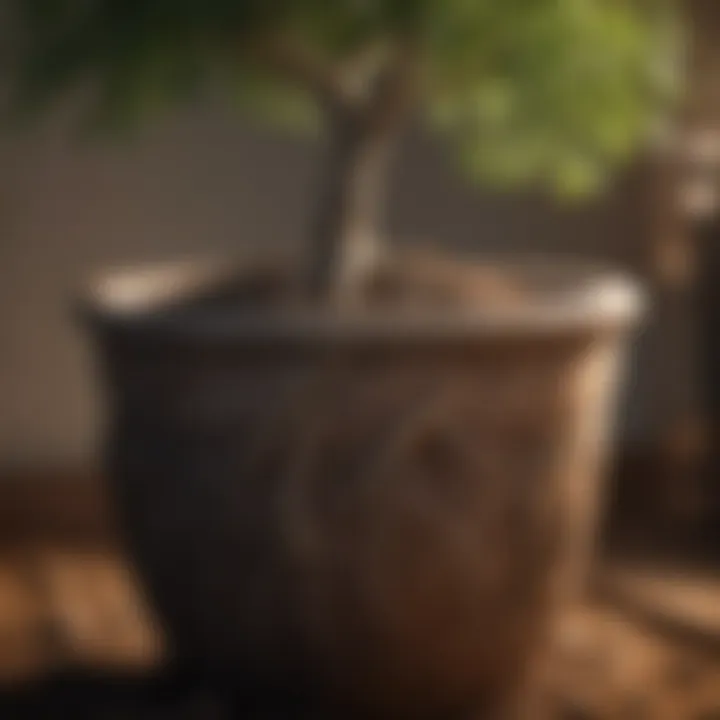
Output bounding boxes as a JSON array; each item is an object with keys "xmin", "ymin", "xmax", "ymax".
[{"xmin": 4, "ymin": 0, "xmax": 682, "ymax": 198}]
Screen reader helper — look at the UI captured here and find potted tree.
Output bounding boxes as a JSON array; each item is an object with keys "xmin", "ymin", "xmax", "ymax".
[{"xmin": 9, "ymin": 1, "xmax": 677, "ymax": 717}]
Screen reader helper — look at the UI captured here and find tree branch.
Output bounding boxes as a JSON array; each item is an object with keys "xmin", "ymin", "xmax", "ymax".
[
  {"xmin": 364, "ymin": 39, "xmax": 420, "ymax": 134},
  {"xmin": 245, "ymin": 33, "xmax": 420, "ymax": 132},
  {"xmin": 251, "ymin": 35, "xmax": 345, "ymax": 110}
]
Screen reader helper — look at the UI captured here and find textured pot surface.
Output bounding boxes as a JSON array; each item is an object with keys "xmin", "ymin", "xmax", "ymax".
[{"xmin": 85, "ymin": 255, "xmax": 642, "ymax": 717}]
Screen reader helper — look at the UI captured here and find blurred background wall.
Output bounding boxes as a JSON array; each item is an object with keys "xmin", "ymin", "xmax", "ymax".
[{"xmin": 0, "ymin": 101, "xmax": 658, "ymax": 471}]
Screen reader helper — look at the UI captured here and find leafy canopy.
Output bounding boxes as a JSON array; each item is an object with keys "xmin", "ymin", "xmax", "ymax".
[{"xmin": 9, "ymin": 0, "xmax": 680, "ymax": 195}]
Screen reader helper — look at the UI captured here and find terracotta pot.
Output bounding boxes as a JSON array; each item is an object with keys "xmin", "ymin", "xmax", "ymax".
[{"xmin": 83, "ymin": 254, "xmax": 643, "ymax": 717}]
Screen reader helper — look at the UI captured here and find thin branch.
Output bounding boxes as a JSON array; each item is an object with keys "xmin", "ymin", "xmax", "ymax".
[
  {"xmin": 244, "ymin": 32, "xmax": 421, "ymax": 132},
  {"xmin": 364, "ymin": 39, "xmax": 420, "ymax": 134},
  {"xmin": 250, "ymin": 35, "xmax": 345, "ymax": 110}
]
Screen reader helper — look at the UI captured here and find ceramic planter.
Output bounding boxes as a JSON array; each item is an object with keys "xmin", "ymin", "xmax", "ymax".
[{"xmin": 84, "ymin": 254, "xmax": 643, "ymax": 717}]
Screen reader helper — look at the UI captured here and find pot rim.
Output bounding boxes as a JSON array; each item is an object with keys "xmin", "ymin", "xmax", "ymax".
[{"xmin": 78, "ymin": 252, "xmax": 646, "ymax": 341}]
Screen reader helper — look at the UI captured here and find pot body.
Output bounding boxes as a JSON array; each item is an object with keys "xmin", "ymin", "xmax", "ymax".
[{"xmin": 90, "ymin": 263, "xmax": 635, "ymax": 717}]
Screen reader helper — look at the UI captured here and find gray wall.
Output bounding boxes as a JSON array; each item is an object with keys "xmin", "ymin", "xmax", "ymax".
[{"xmin": 0, "ymin": 100, "xmax": 655, "ymax": 470}]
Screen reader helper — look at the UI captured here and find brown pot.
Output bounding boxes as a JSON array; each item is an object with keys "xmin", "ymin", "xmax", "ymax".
[{"xmin": 83, "ymin": 253, "xmax": 643, "ymax": 718}]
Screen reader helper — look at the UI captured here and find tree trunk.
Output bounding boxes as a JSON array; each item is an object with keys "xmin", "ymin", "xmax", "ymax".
[{"xmin": 306, "ymin": 111, "xmax": 399, "ymax": 300}]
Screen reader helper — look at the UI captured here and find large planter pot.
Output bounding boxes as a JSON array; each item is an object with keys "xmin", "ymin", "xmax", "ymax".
[{"xmin": 84, "ymin": 254, "xmax": 643, "ymax": 717}]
